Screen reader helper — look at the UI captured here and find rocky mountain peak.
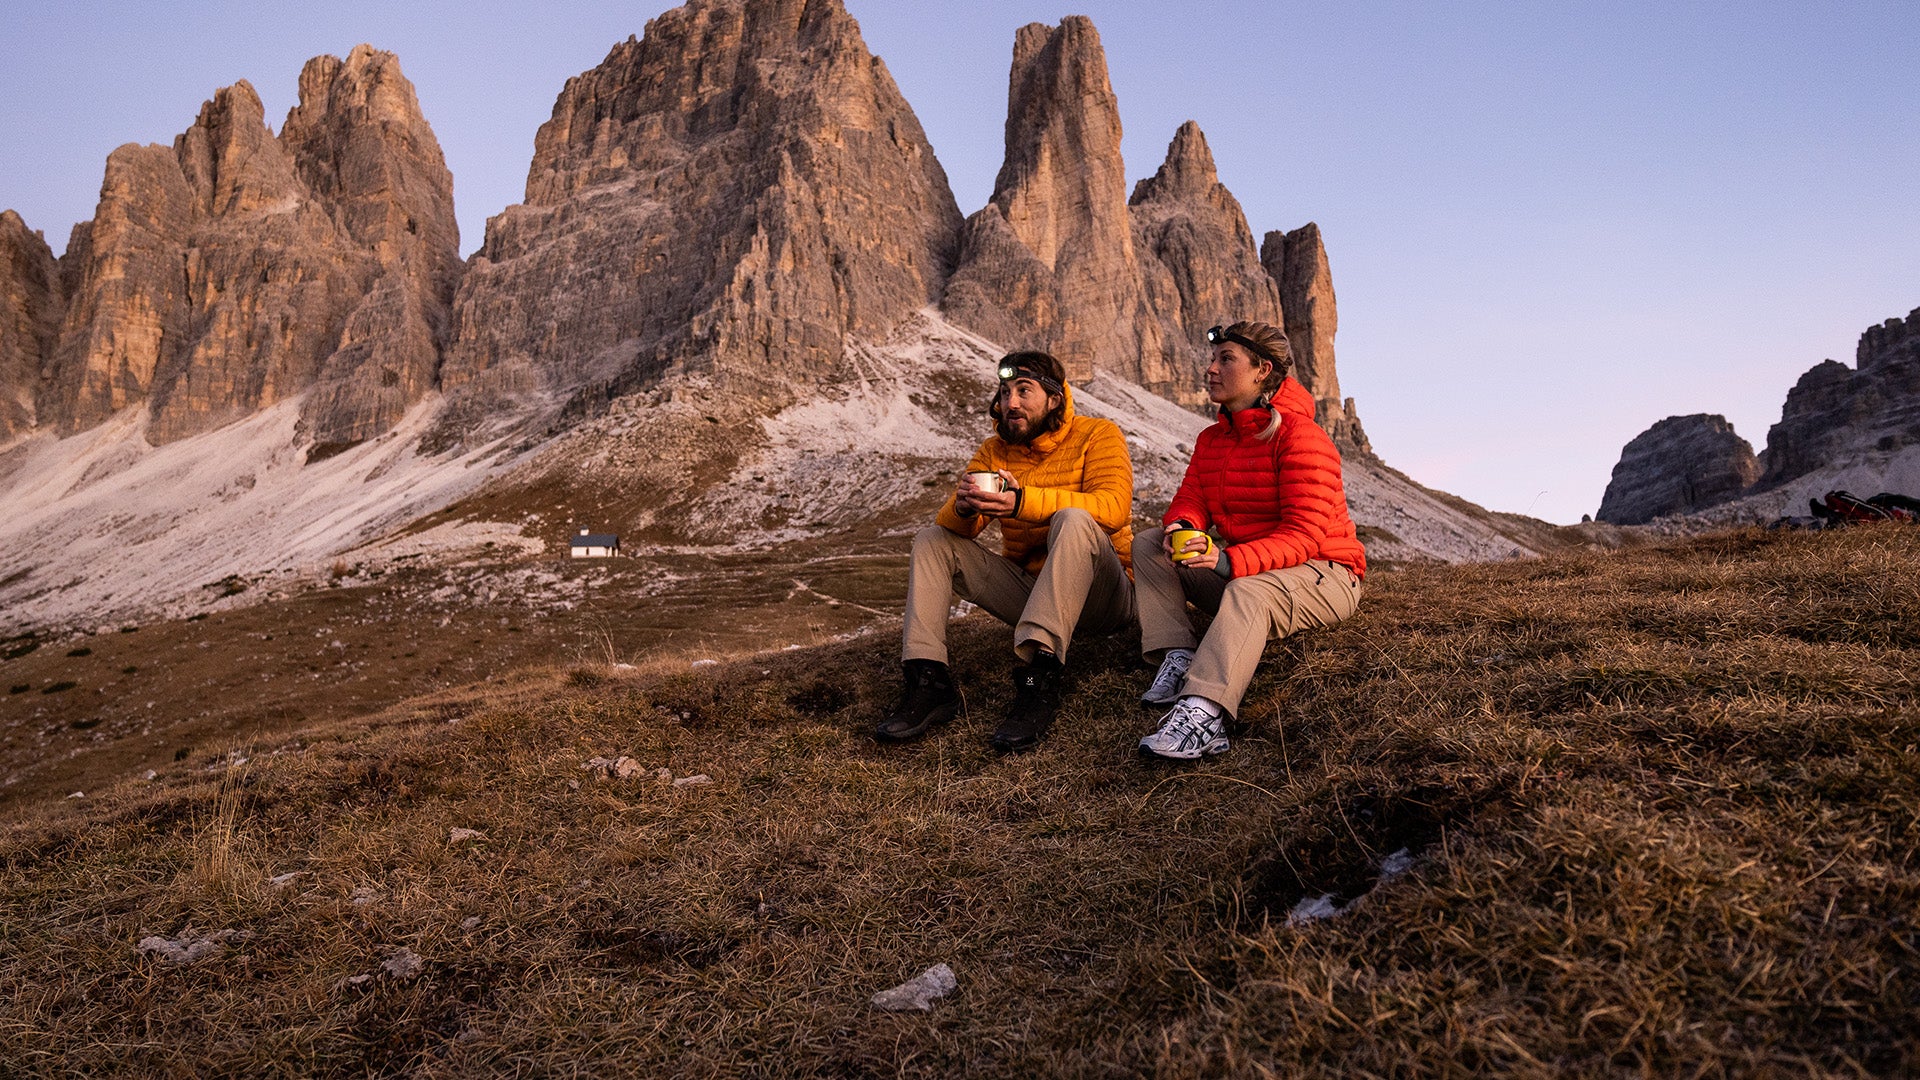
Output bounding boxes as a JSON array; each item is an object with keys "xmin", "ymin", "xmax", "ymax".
[
  {"xmin": 1596, "ymin": 413, "xmax": 1759, "ymax": 525},
  {"xmin": 40, "ymin": 49, "xmax": 459, "ymax": 446},
  {"xmin": 1759, "ymin": 307, "xmax": 1920, "ymax": 488},
  {"xmin": 442, "ymin": 0, "xmax": 960, "ymax": 436},
  {"xmin": 0, "ymin": 210, "xmax": 59, "ymax": 441},
  {"xmin": 173, "ymin": 80, "xmax": 303, "ymax": 218},
  {"xmin": 1130, "ymin": 120, "xmax": 1220, "ymax": 205}
]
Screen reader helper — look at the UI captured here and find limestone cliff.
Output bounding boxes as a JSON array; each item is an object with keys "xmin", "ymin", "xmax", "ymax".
[
  {"xmin": 1128, "ymin": 121, "xmax": 1282, "ymax": 408},
  {"xmin": 1261, "ymin": 223, "xmax": 1369, "ymax": 451},
  {"xmin": 42, "ymin": 47, "xmax": 458, "ymax": 446},
  {"xmin": 1759, "ymin": 308, "xmax": 1920, "ymax": 487},
  {"xmin": 1596, "ymin": 414, "xmax": 1759, "ymax": 525},
  {"xmin": 0, "ymin": 211, "xmax": 59, "ymax": 441},
  {"xmin": 440, "ymin": 0, "xmax": 961, "ymax": 434},
  {"xmin": 941, "ymin": 17, "xmax": 1165, "ymax": 392}
]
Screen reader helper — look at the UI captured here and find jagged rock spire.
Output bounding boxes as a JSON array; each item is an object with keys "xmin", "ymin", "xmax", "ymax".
[
  {"xmin": 1130, "ymin": 120, "xmax": 1283, "ymax": 404},
  {"xmin": 1261, "ymin": 223, "xmax": 1368, "ymax": 451},
  {"xmin": 942, "ymin": 17, "xmax": 1164, "ymax": 390}
]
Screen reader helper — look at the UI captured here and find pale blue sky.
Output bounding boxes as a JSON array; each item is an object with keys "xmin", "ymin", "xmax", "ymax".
[{"xmin": 4, "ymin": 1, "xmax": 1915, "ymax": 523}]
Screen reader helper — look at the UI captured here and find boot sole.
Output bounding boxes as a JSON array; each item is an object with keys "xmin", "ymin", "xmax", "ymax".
[{"xmin": 873, "ymin": 699, "xmax": 959, "ymax": 742}]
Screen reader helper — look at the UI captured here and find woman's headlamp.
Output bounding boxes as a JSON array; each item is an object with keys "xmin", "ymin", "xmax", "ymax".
[
  {"xmin": 997, "ymin": 363, "xmax": 1063, "ymax": 396},
  {"xmin": 1206, "ymin": 325, "xmax": 1282, "ymax": 367}
]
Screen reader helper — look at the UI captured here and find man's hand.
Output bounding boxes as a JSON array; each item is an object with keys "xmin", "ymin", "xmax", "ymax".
[{"xmin": 956, "ymin": 470, "xmax": 1020, "ymax": 518}]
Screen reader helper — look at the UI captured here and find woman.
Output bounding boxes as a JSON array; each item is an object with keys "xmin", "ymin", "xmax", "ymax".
[{"xmin": 1134, "ymin": 320, "xmax": 1366, "ymax": 759}]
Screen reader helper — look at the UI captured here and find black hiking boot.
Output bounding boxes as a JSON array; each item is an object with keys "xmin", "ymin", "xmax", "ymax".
[
  {"xmin": 874, "ymin": 659, "xmax": 960, "ymax": 742},
  {"xmin": 992, "ymin": 651, "xmax": 1064, "ymax": 753}
]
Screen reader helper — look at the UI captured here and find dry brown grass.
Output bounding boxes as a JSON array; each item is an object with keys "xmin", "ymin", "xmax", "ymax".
[{"xmin": 2, "ymin": 526, "xmax": 1917, "ymax": 1076}]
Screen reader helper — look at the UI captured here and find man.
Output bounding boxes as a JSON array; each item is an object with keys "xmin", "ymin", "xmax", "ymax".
[{"xmin": 877, "ymin": 351, "xmax": 1135, "ymax": 752}]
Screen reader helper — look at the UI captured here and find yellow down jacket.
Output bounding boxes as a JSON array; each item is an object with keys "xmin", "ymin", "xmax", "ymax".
[{"xmin": 936, "ymin": 386, "xmax": 1135, "ymax": 574}]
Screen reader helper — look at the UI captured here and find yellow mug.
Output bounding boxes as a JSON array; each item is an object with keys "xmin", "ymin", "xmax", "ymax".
[{"xmin": 1169, "ymin": 528, "xmax": 1212, "ymax": 563}]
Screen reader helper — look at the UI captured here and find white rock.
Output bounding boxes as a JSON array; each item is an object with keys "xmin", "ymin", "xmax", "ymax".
[
  {"xmin": 655, "ymin": 768, "xmax": 674, "ymax": 783},
  {"xmin": 382, "ymin": 947, "xmax": 425, "ymax": 981},
  {"xmin": 142, "ymin": 770, "xmax": 157, "ymax": 781},
  {"xmin": 350, "ymin": 887, "xmax": 380, "ymax": 906},
  {"xmin": 611, "ymin": 756, "xmax": 645, "ymax": 780},
  {"xmin": 1379, "ymin": 848, "xmax": 1416, "ymax": 879},
  {"xmin": 448, "ymin": 827, "xmax": 486, "ymax": 843},
  {"xmin": 870, "ymin": 963, "xmax": 957, "ymax": 1011},
  {"xmin": 268, "ymin": 871, "xmax": 306, "ymax": 888},
  {"xmin": 137, "ymin": 929, "xmax": 252, "ymax": 964},
  {"xmin": 460, "ymin": 915, "xmax": 481, "ymax": 931},
  {"xmin": 691, "ymin": 658, "xmax": 718, "ymax": 667},
  {"xmin": 581, "ymin": 756, "xmax": 614, "ymax": 772},
  {"xmin": 614, "ymin": 663, "xmax": 636, "ymax": 671},
  {"xmin": 335, "ymin": 973, "xmax": 375, "ymax": 990},
  {"xmin": 1288, "ymin": 894, "xmax": 1345, "ymax": 924},
  {"xmin": 66, "ymin": 791, "xmax": 84, "ymax": 799},
  {"xmin": 672, "ymin": 774, "xmax": 712, "ymax": 787}
]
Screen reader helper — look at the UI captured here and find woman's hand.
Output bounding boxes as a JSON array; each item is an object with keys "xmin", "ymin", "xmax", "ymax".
[{"xmin": 1178, "ymin": 535, "xmax": 1220, "ymax": 571}]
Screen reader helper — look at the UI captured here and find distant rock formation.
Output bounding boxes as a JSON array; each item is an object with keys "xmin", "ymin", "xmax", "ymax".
[
  {"xmin": 440, "ymin": 0, "xmax": 961, "ymax": 435},
  {"xmin": 40, "ymin": 46, "xmax": 457, "ymax": 447},
  {"xmin": 1261, "ymin": 224, "xmax": 1369, "ymax": 452},
  {"xmin": 0, "ymin": 211, "xmax": 59, "ymax": 441},
  {"xmin": 1759, "ymin": 307, "xmax": 1920, "ymax": 487},
  {"xmin": 941, "ymin": 18, "xmax": 1165, "ymax": 393},
  {"xmin": 1129, "ymin": 121, "xmax": 1283, "ymax": 408},
  {"xmin": 1596, "ymin": 414, "xmax": 1759, "ymax": 525}
]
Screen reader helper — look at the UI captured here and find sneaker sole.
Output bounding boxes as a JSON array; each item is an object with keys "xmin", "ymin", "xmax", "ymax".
[
  {"xmin": 1137, "ymin": 736, "xmax": 1229, "ymax": 761},
  {"xmin": 873, "ymin": 699, "xmax": 959, "ymax": 742}
]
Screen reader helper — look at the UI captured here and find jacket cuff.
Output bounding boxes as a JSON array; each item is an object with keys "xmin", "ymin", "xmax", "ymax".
[{"xmin": 1212, "ymin": 547, "xmax": 1234, "ymax": 579}]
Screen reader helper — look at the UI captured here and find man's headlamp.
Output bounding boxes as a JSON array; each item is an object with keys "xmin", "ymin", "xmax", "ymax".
[
  {"xmin": 1206, "ymin": 325, "xmax": 1282, "ymax": 367},
  {"xmin": 997, "ymin": 363, "xmax": 1063, "ymax": 396}
]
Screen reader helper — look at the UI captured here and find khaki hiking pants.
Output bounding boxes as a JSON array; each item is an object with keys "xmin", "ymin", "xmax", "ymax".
[
  {"xmin": 1134, "ymin": 525, "xmax": 1361, "ymax": 718},
  {"xmin": 903, "ymin": 507, "xmax": 1135, "ymax": 664}
]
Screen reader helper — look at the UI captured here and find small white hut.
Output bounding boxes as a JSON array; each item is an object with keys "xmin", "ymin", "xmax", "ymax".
[{"xmin": 569, "ymin": 528, "xmax": 620, "ymax": 558}]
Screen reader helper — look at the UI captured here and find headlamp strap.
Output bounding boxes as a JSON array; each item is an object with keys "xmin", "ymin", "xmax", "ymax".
[{"xmin": 997, "ymin": 365, "xmax": 1064, "ymax": 397}]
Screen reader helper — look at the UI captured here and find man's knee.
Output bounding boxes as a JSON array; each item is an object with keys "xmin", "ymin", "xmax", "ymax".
[{"xmin": 1049, "ymin": 507, "xmax": 1103, "ymax": 550}]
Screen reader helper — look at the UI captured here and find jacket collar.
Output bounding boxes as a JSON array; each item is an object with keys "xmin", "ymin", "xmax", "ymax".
[{"xmin": 1214, "ymin": 376, "xmax": 1313, "ymax": 435}]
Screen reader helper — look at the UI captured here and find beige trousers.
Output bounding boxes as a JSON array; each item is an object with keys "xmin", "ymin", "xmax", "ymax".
[
  {"xmin": 903, "ymin": 508, "xmax": 1135, "ymax": 664},
  {"xmin": 1134, "ymin": 525, "xmax": 1362, "ymax": 717}
]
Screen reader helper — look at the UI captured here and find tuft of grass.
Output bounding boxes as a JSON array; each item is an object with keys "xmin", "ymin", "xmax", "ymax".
[{"xmin": 1, "ymin": 526, "xmax": 1917, "ymax": 1076}]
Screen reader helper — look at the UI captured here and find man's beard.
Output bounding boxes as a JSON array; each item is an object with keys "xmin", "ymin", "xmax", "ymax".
[{"xmin": 997, "ymin": 409, "xmax": 1052, "ymax": 445}]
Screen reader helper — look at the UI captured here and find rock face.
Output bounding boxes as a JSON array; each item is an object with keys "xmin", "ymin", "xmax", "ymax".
[
  {"xmin": 1759, "ymin": 308, "xmax": 1920, "ymax": 487},
  {"xmin": 43, "ymin": 46, "xmax": 458, "ymax": 446},
  {"xmin": 941, "ymin": 17, "xmax": 1165, "ymax": 393},
  {"xmin": 441, "ymin": 0, "xmax": 960, "ymax": 431},
  {"xmin": 1261, "ymin": 224, "xmax": 1368, "ymax": 452},
  {"xmin": 1596, "ymin": 414, "xmax": 1759, "ymax": 525},
  {"xmin": 1128, "ymin": 122, "xmax": 1283, "ymax": 408},
  {"xmin": 0, "ymin": 211, "xmax": 60, "ymax": 441}
]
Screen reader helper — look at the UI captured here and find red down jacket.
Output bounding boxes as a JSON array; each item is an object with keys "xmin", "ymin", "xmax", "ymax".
[{"xmin": 1163, "ymin": 376, "xmax": 1367, "ymax": 579}]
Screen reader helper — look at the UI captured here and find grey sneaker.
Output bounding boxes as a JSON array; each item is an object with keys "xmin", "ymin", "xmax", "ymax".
[
  {"xmin": 1139, "ymin": 649, "xmax": 1194, "ymax": 706},
  {"xmin": 1138, "ymin": 698, "xmax": 1229, "ymax": 760}
]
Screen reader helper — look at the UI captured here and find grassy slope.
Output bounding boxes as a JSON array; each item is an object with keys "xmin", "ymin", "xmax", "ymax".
[{"xmin": 2, "ymin": 527, "xmax": 1916, "ymax": 1077}]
